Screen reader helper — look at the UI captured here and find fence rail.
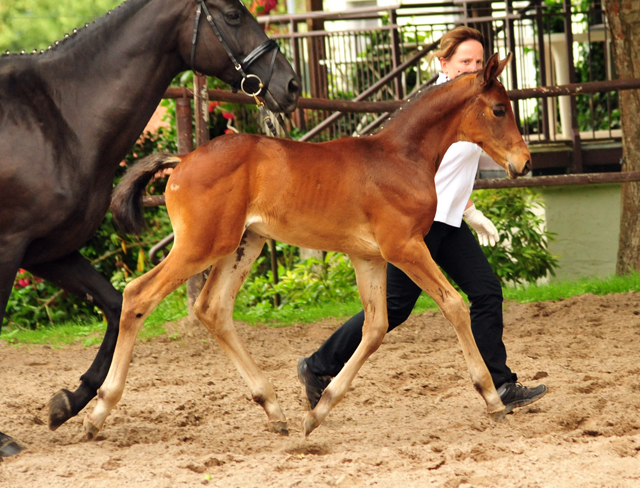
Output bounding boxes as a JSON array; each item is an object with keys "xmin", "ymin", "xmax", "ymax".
[
  {"xmin": 164, "ymin": 77, "xmax": 640, "ymax": 113},
  {"xmin": 246, "ymin": 0, "xmax": 622, "ymax": 171}
]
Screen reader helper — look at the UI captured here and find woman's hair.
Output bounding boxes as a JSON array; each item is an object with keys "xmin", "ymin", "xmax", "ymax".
[{"xmin": 432, "ymin": 26, "xmax": 484, "ymax": 61}]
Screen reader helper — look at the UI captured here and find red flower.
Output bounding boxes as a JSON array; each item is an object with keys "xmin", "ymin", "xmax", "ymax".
[
  {"xmin": 222, "ymin": 112, "xmax": 235, "ymax": 120},
  {"xmin": 208, "ymin": 101, "xmax": 220, "ymax": 113}
]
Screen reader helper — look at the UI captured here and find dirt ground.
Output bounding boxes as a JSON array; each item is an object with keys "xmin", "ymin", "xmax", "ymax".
[{"xmin": 1, "ymin": 292, "xmax": 640, "ymax": 487}]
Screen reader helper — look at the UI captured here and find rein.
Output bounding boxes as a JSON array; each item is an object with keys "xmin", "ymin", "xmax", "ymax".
[{"xmin": 190, "ymin": 0, "xmax": 290, "ymax": 138}]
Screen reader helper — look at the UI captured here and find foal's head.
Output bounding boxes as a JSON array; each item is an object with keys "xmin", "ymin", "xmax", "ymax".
[{"xmin": 461, "ymin": 53, "xmax": 531, "ymax": 179}]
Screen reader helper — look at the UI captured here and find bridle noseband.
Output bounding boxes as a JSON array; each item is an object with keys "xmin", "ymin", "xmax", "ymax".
[{"xmin": 190, "ymin": 0, "xmax": 279, "ymax": 98}]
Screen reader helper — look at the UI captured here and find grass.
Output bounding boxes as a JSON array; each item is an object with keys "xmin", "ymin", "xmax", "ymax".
[
  {"xmin": 3, "ymin": 272, "xmax": 640, "ymax": 346},
  {"xmin": 0, "ymin": 286, "xmax": 189, "ymax": 347}
]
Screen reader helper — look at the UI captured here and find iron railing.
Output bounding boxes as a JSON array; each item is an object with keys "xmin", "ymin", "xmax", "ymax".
[{"xmin": 257, "ymin": 1, "xmax": 620, "ymax": 164}]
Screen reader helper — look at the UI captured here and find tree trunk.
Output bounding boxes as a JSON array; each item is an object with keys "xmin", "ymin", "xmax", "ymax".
[{"xmin": 604, "ymin": 1, "xmax": 640, "ymax": 274}]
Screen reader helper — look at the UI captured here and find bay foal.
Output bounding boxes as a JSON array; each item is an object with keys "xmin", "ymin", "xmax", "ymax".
[{"xmin": 93, "ymin": 53, "xmax": 531, "ymax": 439}]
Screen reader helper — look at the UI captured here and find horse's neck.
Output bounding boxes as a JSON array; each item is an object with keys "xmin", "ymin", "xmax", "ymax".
[
  {"xmin": 36, "ymin": 0, "xmax": 185, "ymax": 169},
  {"xmin": 381, "ymin": 77, "xmax": 476, "ymax": 163}
]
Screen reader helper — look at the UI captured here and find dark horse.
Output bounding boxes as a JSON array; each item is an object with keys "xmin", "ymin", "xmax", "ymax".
[{"xmin": 0, "ymin": 0, "xmax": 300, "ymax": 454}]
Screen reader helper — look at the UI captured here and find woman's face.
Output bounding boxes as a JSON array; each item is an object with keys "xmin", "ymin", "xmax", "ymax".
[{"xmin": 439, "ymin": 39, "xmax": 484, "ymax": 80}]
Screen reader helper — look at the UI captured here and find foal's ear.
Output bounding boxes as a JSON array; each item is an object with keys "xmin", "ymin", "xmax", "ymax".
[{"xmin": 482, "ymin": 52, "xmax": 512, "ymax": 86}]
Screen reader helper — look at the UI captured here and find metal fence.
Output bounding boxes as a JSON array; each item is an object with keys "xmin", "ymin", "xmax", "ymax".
[{"xmin": 258, "ymin": 1, "xmax": 619, "ymax": 154}]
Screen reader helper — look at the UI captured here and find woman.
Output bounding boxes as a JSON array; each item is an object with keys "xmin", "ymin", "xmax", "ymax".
[{"xmin": 298, "ymin": 26, "xmax": 547, "ymax": 414}]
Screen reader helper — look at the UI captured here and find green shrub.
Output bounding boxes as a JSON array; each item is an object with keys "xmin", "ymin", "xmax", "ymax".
[
  {"xmin": 472, "ymin": 187, "xmax": 558, "ymax": 285},
  {"xmin": 235, "ymin": 251, "xmax": 359, "ymax": 319}
]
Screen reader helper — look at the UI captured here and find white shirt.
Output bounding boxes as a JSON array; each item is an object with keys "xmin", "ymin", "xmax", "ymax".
[{"xmin": 433, "ymin": 72, "xmax": 482, "ymax": 227}]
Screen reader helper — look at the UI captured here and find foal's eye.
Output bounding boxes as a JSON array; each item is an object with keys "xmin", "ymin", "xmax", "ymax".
[
  {"xmin": 225, "ymin": 11, "xmax": 241, "ymax": 24},
  {"xmin": 493, "ymin": 108, "xmax": 506, "ymax": 117}
]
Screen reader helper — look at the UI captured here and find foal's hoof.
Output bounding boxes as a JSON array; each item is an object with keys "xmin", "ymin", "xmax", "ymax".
[
  {"xmin": 268, "ymin": 421, "xmax": 289, "ymax": 436},
  {"xmin": 302, "ymin": 413, "xmax": 320, "ymax": 437},
  {"xmin": 48, "ymin": 389, "xmax": 74, "ymax": 431},
  {"xmin": 0, "ymin": 433, "xmax": 25, "ymax": 457},
  {"xmin": 488, "ymin": 407, "xmax": 507, "ymax": 422},
  {"xmin": 83, "ymin": 417, "xmax": 101, "ymax": 441}
]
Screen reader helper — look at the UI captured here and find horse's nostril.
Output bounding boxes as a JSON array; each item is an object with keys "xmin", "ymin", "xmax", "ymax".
[
  {"xmin": 288, "ymin": 78, "xmax": 301, "ymax": 96},
  {"xmin": 524, "ymin": 159, "xmax": 532, "ymax": 174}
]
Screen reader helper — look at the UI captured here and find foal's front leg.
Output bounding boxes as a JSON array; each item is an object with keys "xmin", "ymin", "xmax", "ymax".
[
  {"xmin": 193, "ymin": 231, "xmax": 289, "ymax": 435},
  {"xmin": 304, "ymin": 256, "xmax": 389, "ymax": 436},
  {"xmin": 389, "ymin": 238, "xmax": 505, "ymax": 419}
]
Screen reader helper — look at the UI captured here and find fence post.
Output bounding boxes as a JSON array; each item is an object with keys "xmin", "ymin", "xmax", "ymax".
[
  {"xmin": 505, "ymin": 0, "xmax": 521, "ymax": 130},
  {"xmin": 535, "ymin": 3, "xmax": 550, "ymax": 141},
  {"xmin": 176, "ymin": 88, "xmax": 194, "ymax": 155},
  {"xmin": 564, "ymin": 0, "xmax": 583, "ymax": 173},
  {"xmin": 390, "ymin": 9, "xmax": 403, "ymax": 100},
  {"xmin": 187, "ymin": 74, "xmax": 211, "ymax": 318}
]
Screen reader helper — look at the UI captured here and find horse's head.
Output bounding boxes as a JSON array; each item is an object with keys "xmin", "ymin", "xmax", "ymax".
[
  {"xmin": 180, "ymin": 0, "xmax": 300, "ymax": 113},
  {"xmin": 460, "ymin": 53, "xmax": 531, "ymax": 179}
]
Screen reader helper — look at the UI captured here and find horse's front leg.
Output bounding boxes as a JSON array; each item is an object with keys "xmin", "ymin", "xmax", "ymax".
[
  {"xmin": 26, "ymin": 251, "xmax": 123, "ymax": 430},
  {"xmin": 193, "ymin": 231, "xmax": 289, "ymax": 435},
  {"xmin": 388, "ymin": 237, "xmax": 505, "ymax": 419},
  {"xmin": 304, "ymin": 256, "xmax": 389, "ymax": 436},
  {"xmin": 0, "ymin": 241, "xmax": 31, "ymax": 454}
]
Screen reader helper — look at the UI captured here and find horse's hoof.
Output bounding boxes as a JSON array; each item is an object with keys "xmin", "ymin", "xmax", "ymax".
[
  {"xmin": 48, "ymin": 389, "xmax": 74, "ymax": 431},
  {"xmin": 302, "ymin": 413, "xmax": 319, "ymax": 437},
  {"xmin": 269, "ymin": 420, "xmax": 289, "ymax": 436},
  {"xmin": 0, "ymin": 434, "xmax": 25, "ymax": 457},
  {"xmin": 83, "ymin": 416, "xmax": 101, "ymax": 441},
  {"xmin": 488, "ymin": 407, "xmax": 507, "ymax": 421}
]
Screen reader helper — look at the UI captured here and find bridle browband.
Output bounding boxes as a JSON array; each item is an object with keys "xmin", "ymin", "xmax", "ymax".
[{"xmin": 190, "ymin": 0, "xmax": 279, "ymax": 98}]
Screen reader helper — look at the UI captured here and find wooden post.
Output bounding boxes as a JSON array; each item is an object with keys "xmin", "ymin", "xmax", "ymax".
[
  {"xmin": 390, "ymin": 9, "xmax": 403, "ymax": 100},
  {"xmin": 187, "ymin": 74, "xmax": 211, "ymax": 318},
  {"xmin": 268, "ymin": 239, "xmax": 281, "ymax": 307},
  {"xmin": 194, "ymin": 74, "xmax": 210, "ymax": 147},
  {"xmin": 535, "ymin": 3, "xmax": 550, "ymax": 141},
  {"xmin": 563, "ymin": 0, "xmax": 582, "ymax": 174},
  {"xmin": 175, "ymin": 89, "xmax": 194, "ymax": 155},
  {"xmin": 306, "ymin": 0, "xmax": 328, "ymax": 100}
]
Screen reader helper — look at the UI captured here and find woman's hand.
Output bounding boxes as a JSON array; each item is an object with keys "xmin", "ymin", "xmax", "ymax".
[{"xmin": 463, "ymin": 204, "xmax": 499, "ymax": 246}]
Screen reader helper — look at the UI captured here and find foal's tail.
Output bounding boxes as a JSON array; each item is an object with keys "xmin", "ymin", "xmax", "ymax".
[{"xmin": 111, "ymin": 153, "xmax": 181, "ymax": 236}]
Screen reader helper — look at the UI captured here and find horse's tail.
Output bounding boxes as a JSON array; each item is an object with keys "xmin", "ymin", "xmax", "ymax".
[{"xmin": 111, "ymin": 153, "xmax": 181, "ymax": 236}]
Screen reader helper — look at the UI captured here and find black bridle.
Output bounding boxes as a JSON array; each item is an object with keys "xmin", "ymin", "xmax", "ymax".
[{"xmin": 190, "ymin": 0, "xmax": 279, "ymax": 98}]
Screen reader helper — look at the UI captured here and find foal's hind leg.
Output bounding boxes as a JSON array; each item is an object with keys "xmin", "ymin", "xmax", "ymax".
[
  {"xmin": 304, "ymin": 256, "xmax": 389, "ymax": 436},
  {"xmin": 83, "ymin": 251, "xmax": 207, "ymax": 439},
  {"xmin": 193, "ymin": 230, "xmax": 289, "ymax": 435},
  {"xmin": 26, "ymin": 251, "xmax": 123, "ymax": 430}
]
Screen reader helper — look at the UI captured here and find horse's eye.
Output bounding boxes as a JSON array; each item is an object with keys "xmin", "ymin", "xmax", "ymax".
[
  {"xmin": 493, "ymin": 108, "xmax": 506, "ymax": 117},
  {"xmin": 225, "ymin": 11, "xmax": 241, "ymax": 24}
]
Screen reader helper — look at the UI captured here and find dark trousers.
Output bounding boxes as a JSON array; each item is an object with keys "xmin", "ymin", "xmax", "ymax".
[{"xmin": 306, "ymin": 221, "xmax": 517, "ymax": 388}]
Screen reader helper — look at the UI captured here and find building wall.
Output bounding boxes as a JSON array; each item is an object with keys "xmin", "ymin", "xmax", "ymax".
[{"xmin": 541, "ymin": 184, "xmax": 621, "ymax": 282}]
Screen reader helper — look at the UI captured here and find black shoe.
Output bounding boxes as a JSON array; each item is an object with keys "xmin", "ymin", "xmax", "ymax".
[
  {"xmin": 0, "ymin": 432, "xmax": 25, "ymax": 458},
  {"xmin": 297, "ymin": 358, "xmax": 332, "ymax": 410},
  {"xmin": 497, "ymin": 382, "xmax": 547, "ymax": 414}
]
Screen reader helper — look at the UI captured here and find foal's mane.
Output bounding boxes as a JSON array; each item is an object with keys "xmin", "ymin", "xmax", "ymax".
[{"xmin": 375, "ymin": 71, "xmax": 477, "ymax": 136}]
